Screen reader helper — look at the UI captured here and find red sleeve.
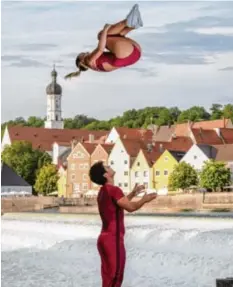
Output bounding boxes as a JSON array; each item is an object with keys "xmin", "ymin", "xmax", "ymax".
[{"xmin": 110, "ymin": 186, "xmax": 125, "ymax": 202}]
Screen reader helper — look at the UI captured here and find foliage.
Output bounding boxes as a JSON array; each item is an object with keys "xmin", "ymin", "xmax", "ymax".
[
  {"xmin": 168, "ymin": 162, "xmax": 198, "ymax": 191},
  {"xmin": 1, "ymin": 141, "xmax": 52, "ymax": 188},
  {"xmin": 1, "ymin": 104, "xmax": 232, "ymax": 137},
  {"xmin": 199, "ymin": 160, "xmax": 231, "ymax": 191},
  {"xmin": 34, "ymin": 164, "xmax": 59, "ymax": 195}
]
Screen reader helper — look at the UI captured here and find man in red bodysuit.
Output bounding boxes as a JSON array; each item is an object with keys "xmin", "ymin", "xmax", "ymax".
[{"xmin": 89, "ymin": 161, "xmax": 157, "ymax": 287}]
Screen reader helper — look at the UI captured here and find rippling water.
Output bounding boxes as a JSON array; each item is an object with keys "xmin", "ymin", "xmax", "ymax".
[{"xmin": 1, "ymin": 213, "xmax": 233, "ymax": 287}]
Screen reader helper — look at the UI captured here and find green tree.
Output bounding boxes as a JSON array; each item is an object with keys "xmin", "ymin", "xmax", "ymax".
[
  {"xmin": 210, "ymin": 104, "xmax": 223, "ymax": 120},
  {"xmin": 34, "ymin": 164, "xmax": 59, "ymax": 195},
  {"xmin": 200, "ymin": 160, "xmax": 231, "ymax": 192},
  {"xmin": 1, "ymin": 141, "xmax": 52, "ymax": 187},
  {"xmin": 168, "ymin": 162, "xmax": 198, "ymax": 191},
  {"xmin": 27, "ymin": 116, "xmax": 44, "ymax": 127},
  {"xmin": 223, "ymin": 104, "xmax": 233, "ymax": 121},
  {"xmin": 177, "ymin": 106, "xmax": 210, "ymax": 123}
]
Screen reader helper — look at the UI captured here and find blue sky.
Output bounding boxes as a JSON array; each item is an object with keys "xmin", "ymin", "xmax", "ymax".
[{"xmin": 1, "ymin": 1, "xmax": 233, "ymax": 122}]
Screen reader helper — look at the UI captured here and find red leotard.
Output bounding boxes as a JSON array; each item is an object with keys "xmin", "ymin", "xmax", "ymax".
[{"xmin": 95, "ymin": 43, "xmax": 141, "ymax": 72}]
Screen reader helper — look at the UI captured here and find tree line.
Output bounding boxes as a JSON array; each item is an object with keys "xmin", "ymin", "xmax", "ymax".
[{"xmin": 2, "ymin": 104, "xmax": 233, "ymax": 139}]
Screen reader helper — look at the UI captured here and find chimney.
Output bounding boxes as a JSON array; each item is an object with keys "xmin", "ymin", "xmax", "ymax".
[
  {"xmin": 159, "ymin": 144, "xmax": 164, "ymax": 153},
  {"xmin": 89, "ymin": 134, "xmax": 94, "ymax": 143},
  {"xmin": 147, "ymin": 143, "xmax": 153, "ymax": 153},
  {"xmin": 71, "ymin": 139, "xmax": 77, "ymax": 150}
]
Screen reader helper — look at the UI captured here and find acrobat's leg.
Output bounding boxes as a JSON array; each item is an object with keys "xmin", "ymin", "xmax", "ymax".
[{"xmin": 97, "ymin": 4, "xmax": 143, "ymax": 39}]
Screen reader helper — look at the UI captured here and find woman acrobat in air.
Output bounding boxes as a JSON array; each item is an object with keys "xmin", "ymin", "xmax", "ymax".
[{"xmin": 65, "ymin": 4, "xmax": 143, "ymax": 78}]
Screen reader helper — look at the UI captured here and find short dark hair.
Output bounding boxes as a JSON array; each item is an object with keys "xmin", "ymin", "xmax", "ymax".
[
  {"xmin": 89, "ymin": 161, "xmax": 107, "ymax": 185},
  {"xmin": 75, "ymin": 56, "xmax": 88, "ymax": 71}
]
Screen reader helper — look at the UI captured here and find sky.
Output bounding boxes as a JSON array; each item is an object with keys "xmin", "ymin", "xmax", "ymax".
[{"xmin": 1, "ymin": 1, "xmax": 233, "ymax": 122}]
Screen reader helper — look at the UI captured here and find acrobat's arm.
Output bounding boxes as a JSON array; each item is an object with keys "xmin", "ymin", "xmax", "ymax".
[{"xmin": 87, "ymin": 24, "xmax": 111, "ymax": 65}]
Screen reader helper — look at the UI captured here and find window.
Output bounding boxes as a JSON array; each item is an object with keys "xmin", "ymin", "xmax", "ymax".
[
  {"xmin": 194, "ymin": 155, "xmax": 197, "ymax": 160},
  {"xmin": 79, "ymin": 163, "xmax": 84, "ymax": 169},
  {"xmin": 137, "ymin": 162, "xmax": 140, "ymax": 166},
  {"xmin": 124, "ymin": 160, "xmax": 128, "ymax": 164},
  {"xmin": 164, "ymin": 170, "xmax": 168, "ymax": 176},
  {"xmin": 55, "ymin": 115, "xmax": 58, "ymax": 121},
  {"xmin": 73, "ymin": 183, "xmax": 79, "ymax": 192},
  {"xmin": 124, "ymin": 183, "xmax": 128, "ymax": 187},
  {"xmin": 71, "ymin": 163, "xmax": 76, "ymax": 171},
  {"xmin": 84, "ymin": 163, "xmax": 89, "ymax": 169},
  {"xmin": 110, "ymin": 160, "xmax": 114, "ymax": 165},
  {"xmin": 143, "ymin": 171, "xmax": 148, "ymax": 177},
  {"xmin": 119, "ymin": 183, "xmax": 122, "ymax": 187},
  {"xmin": 70, "ymin": 174, "xmax": 75, "ymax": 180},
  {"xmin": 73, "ymin": 152, "xmax": 84, "ymax": 159},
  {"xmin": 155, "ymin": 170, "xmax": 160, "ymax": 176},
  {"xmin": 124, "ymin": 171, "xmax": 128, "ymax": 176},
  {"xmin": 82, "ymin": 183, "xmax": 88, "ymax": 191},
  {"xmin": 83, "ymin": 174, "xmax": 88, "ymax": 180},
  {"xmin": 135, "ymin": 171, "xmax": 139, "ymax": 177},
  {"xmin": 164, "ymin": 156, "xmax": 169, "ymax": 161},
  {"xmin": 143, "ymin": 182, "xmax": 148, "ymax": 189}
]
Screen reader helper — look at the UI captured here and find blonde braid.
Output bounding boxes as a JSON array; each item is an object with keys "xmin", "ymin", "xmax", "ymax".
[{"xmin": 64, "ymin": 69, "xmax": 81, "ymax": 80}]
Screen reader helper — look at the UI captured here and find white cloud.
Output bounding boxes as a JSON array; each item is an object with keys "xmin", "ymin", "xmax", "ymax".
[{"xmin": 1, "ymin": 1, "xmax": 233, "ymax": 122}]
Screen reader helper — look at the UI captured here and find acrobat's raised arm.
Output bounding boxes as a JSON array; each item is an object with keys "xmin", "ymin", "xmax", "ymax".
[{"xmin": 87, "ymin": 24, "xmax": 111, "ymax": 66}]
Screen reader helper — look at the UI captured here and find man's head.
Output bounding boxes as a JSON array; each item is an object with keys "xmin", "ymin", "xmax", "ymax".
[{"xmin": 89, "ymin": 161, "xmax": 115, "ymax": 186}]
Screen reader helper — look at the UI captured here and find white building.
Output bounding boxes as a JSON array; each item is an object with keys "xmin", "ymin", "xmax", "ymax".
[
  {"xmin": 45, "ymin": 66, "xmax": 64, "ymax": 129},
  {"xmin": 181, "ymin": 144, "xmax": 213, "ymax": 172},
  {"xmin": 108, "ymin": 138, "xmax": 142, "ymax": 194}
]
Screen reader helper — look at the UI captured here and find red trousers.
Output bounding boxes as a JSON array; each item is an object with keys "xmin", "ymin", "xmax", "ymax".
[{"xmin": 97, "ymin": 233, "xmax": 126, "ymax": 287}]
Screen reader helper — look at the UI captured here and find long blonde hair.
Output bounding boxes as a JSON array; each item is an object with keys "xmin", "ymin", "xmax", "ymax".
[{"xmin": 64, "ymin": 54, "xmax": 89, "ymax": 80}]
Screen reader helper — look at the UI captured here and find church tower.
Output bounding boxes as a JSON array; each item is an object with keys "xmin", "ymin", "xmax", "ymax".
[{"xmin": 45, "ymin": 66, "xmax": 64, "ymax": 129}]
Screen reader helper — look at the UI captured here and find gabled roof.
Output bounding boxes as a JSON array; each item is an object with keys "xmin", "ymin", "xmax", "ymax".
[
  {"xmin": 81, "ymin": 142, "xmax": 99, "ymax": 154},
  {"xmin": 191, "ymin": 128, "xmax": 224, "ymax": 145},
  {"xmin": 153, "ymin": 137, "xmax": 193, "ymax": 152},
  {"xmin": 153, "ymin": 125, "xmax": 176, "ymax": 142},
  {"xmin": 192, "ymin": 119, "xmax": 231, "ymax": 129},
  {"xmin": 219, "ymin": 128, "xmax": 233, "ymax": 144},
  {"xmin": 1, "ymin": 163, "xmax": 31, "ymax": 186},
  {"xmin": 141, "ymin": 149, "xmax": 162, "ymax": 167},
  {"xmin": 121, "ymin": 139, "xmax": 145, "ymax": 157},
  {"xmin": 169, "ymin": 150, "xmax": 186, "ymax": 162},
  {"xmin": 212, "ymin": 144, "xmax": 233, "ymax": 161},
  {"xmin": 6, "ymin": 126, "xmax": 108, "ymax": 152},
  {"xmin": 116, "ymin": 127, "xmax": 153, "ymax": 141},
  {"xmin": 196, "ymin": 144, "xmax": 217, "ymax": 159},
  {"xmin": 58, "ymin": 148, "xmax": 71, "ymax": 166},
  {"xmin": 100, "ymin": 144, "xmax": 114, "ymax": 154}
]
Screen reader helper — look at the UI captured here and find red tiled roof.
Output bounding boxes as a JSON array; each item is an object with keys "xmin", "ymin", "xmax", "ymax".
[
  {"xmin": 7, "ymin": 126, "xmax": 108, "ymax": 151},
  {"xmin": 100, "ymin": 144, "xmax": 114, "ymax": 154},
  {"xmin": 154, "ymin": 137, "xmax": 193, "ymax": 152},
  {"xmin": 219, "ymin": 128, "xmax": 233, "ymax": 144},
  {"xmin": 193, "ymin": 119, "xmax": 231, "ymax": 129},
  {"xmin": 212, "ymin": 144, "xmax": 233, "ymax": 161},
  {"xmin": 81, "ymin": 142, "xmax": 99, "ymax": 154},
  {"xmin": 141, "ymin": 149, "xmax": 162, "ymax": 167},
  {"xmin": 121, "ymin": 139, "xmax": 145, "ymax": 157},
  {"xmin": 174, "ymin": 123, "xmax": 190, "ymax": 137},
  {"xmin": 191, "ymin": 128, "xmax": 224, "ymax": 145},
  {"xmin": 116, "ymin": 127, "xmax": 153, "ymax": 141}
]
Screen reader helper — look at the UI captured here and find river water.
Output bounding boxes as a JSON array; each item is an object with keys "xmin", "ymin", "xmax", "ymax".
[{"xmin": 1, "ymin": 213, "xmax": 233, "ymax": 287}]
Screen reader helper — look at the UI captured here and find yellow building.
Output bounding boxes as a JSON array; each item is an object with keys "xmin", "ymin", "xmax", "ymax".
[
  {"xmin": 131, "ymin": 148, "xmax": 161, "ymax": 190},
  {"xmin": 57, "ymin": 165, "xmax": 67, "ymax": 198},
  {"xmin": 152, "ymin": 150, "xmax": 185, "ymax": 194}
]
